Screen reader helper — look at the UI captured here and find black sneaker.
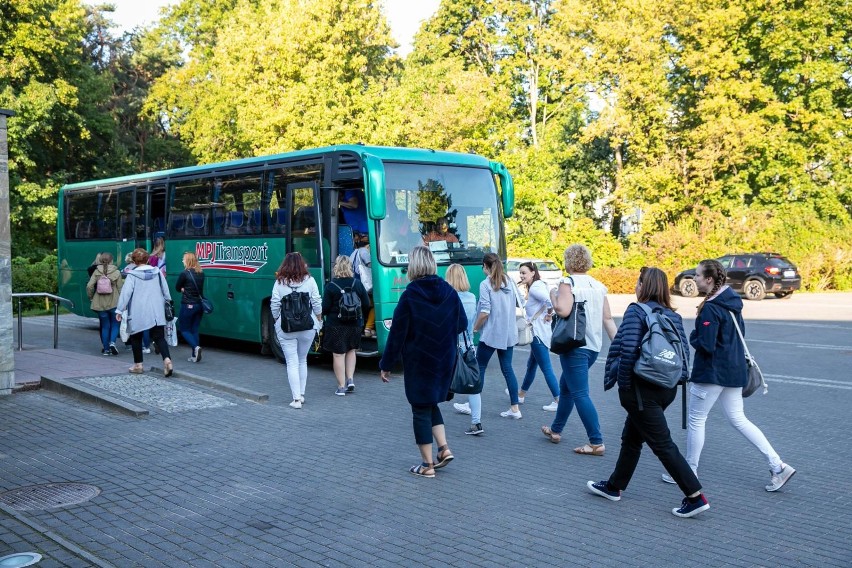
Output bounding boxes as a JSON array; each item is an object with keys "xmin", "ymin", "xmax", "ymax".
[
  {"xmin": 672, "ymin": 494, "xmax": 709, "ymax": 518},
  {"xmin": 109, "ymin": 343, "xmax": 119, "ymax": 356},
  {"xmin": 346, "ymin": 378, "xmax": 355, "ymax": 392},
  {"xmin": 101, "ymin": 349, "xmax": 111, "ymax": 356},
  {"xmin": 587, "ymin": 480, "xmax": 621, "ymax": 501},
  {"xmin": 464, "ymin": 423, "xmax": 484, "ymax": 436}
]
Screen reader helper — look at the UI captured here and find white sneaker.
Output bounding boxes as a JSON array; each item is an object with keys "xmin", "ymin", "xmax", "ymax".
[
  {"xmin": 453, "ymin": 402, "xmax": 471, "ymax": 415},
  {"xmin": 662, "ymin": 469, "xmax": 697, "ymax": 484},
  {"xmin": 542, "ymin": 401, "xmax": 558, "ymax": 412},
  {"xmin": 289, "ymin": 400, "xmax": 302, "ymax": 409},
  {"xmin": 504, "ymin": 388, "xmax": 525, "ymax": 404},
  {"xmin": 300, "ymin": 396, "xmax": 305, "ymax": 404},
  {"xmin": 141, "ymin": 348, "xmax": 151, "ymax": 354},
  {"xmin": 499, "ymin": 409, "xmax": 523, "ymax": 419},
  {"xmin": 766, "ymin": 463, "xmax": 796, "ymax": 492}
]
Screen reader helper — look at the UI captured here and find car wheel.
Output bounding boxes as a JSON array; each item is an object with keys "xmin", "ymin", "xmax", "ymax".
[
  {"xmin": 679, "ymin": 278, "xmax": 698, "ymax": 297},
  {"xmin": 774, "ymin": 291, "xmax": 793, "ymax": 299},
  {"xmin": 743, "ymin": 279, "xmax": 766, "ymax": 301},
  {"xmin": 264, "ymin": 308, "xmax": 286, "ymax": 363}
]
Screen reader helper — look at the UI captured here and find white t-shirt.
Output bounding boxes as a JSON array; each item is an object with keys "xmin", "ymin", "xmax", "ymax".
[{"xmin": 561, "ymin": 274, "xmax": 608, "ymax": 353}]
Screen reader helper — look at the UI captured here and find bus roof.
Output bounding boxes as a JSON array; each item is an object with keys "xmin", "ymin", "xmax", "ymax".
[{"xmin": 60, "ymin": 145, "xmax": 495, "ymax": 191}]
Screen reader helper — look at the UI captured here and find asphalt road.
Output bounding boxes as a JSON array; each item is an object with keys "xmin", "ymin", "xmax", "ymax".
[{"xmin": 2, "ymin": 292, "xmax": 850, "ymax": 567}]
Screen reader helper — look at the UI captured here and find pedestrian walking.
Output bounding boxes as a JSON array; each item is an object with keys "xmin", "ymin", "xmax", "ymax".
[
  {"xmin": 453, "ymin": 253, "xmax": 522, "ymax": 433},
  {"xmin": 175, "ymin": 252, "xmax": 206, "ymax": 363},
  {"xmin": 587, "ymin": 267, "xmax": 710, "ymax": 518},
  {"xmin": 116, "ymin": 248, "xmax": 174, "ymax": 376},
  {"xmin": 379, "ymin": 246, "xmax": 467, "ymax": 478},
  {"xmin": 322, "ymin": 255, "xmax": 370, "ymax": 395},
  {"xmin": 85, "ymin": 252, "xmax": 123, "ymax": 355},
  {"xmin": 541, "ymin": 244, "xmax": 617, "ymax": 454},
  {"xmin": 673, "ymin": 258, "xmax": 796, "ymax": 492},
  {"xmin": 515, "ymin": 261, "xmax": 559, "ymax": 411},
  {"xmin": 270, "ymin": 252, "xmax": 322, "ymax": 409}
]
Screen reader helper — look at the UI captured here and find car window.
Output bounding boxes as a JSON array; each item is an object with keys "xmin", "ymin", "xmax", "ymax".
[
  {"xmin": 732, "ymin": 257, "xmax": 749, "ymax": 269},
  {"xmin": 506, "ymin": 261, "xmax": 520, "ymax": 271},
  {"xmin": 536, "ymin": 261, "xmax": 561, "ymax": 271},
  {"xmin": 718, "ymin": 256, "xmax": 733, "ymax": 269},
  {"xmin": 767, "ymin": 257, "xmax": 793, "ymax": 269}
]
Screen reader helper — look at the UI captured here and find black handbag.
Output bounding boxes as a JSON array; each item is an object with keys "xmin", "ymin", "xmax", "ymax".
[
  {"xmin": 158, "ymin": 273, "xmax": 175, "ymax": 321},
  {"xmin": 450, "ymin": 332, "xmax": 482, "ymax": 395},
  {"xmin": 188, "ymin": 270, "xmax": 213, "ymax": 314},
  {"xmin": 550, "ymin": 297, "xmax": 587, "ymax": 354}
]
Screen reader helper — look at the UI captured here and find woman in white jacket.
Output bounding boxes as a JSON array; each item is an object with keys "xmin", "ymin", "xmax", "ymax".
[{"xmin": 270, "ymin": 252, "xmax": 322, "ymax": 409}]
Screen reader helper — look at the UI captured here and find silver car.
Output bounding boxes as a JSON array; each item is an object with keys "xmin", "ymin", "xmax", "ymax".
[{"xmin": 506, "ymin": 258, "xmax": 563, "ymax": 294}]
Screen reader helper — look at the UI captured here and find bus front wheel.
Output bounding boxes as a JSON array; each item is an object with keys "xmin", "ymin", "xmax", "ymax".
[{"xmin": 264, "ymin": 309, "xmax": 286, "ymax": 363}]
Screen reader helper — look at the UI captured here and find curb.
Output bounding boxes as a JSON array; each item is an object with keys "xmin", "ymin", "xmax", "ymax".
[
  {"xmin": 150, "ymin": 367, "xmax": 269, "ymax": 403},
  {"xmin": 39, "ymin": 376, "xmax": 150, "ymax": 417},
  {"xmin": 0, "ymin": 502, "xmax": 116, "ymax": 568}
]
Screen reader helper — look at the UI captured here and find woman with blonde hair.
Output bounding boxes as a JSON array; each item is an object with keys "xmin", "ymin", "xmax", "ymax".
[
  {"xmin": 175, "ymin": 252, "xmax": 206, "ymax": 362},
  {"xmin": 379, "ymin": 246, "xmax": 467, "ymax": 477},
  {"xmin": 542, "ymin": 244, "xmax": 617, "ymax": 455},
  {"xmin": 322, "ymin": 255, "xmax": 370, "ymax": 395}
]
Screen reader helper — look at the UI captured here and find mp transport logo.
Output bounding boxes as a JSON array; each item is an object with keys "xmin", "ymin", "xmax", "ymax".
[{"xmin": 195, "ymin": 241, "xmax": 269, "ymax": 273}]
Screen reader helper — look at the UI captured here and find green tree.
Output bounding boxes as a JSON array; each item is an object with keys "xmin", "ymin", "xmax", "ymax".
[{"xmin": 148, "ymin": 0, "xmax": 398, "ymax": 161}]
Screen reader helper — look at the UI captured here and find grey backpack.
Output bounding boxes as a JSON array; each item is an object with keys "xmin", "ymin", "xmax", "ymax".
[{"xmin": 632, "ymin": 303, "xmax": 686, "ymax": 388}]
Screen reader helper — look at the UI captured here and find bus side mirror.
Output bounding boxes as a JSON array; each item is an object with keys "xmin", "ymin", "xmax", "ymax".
[
  {"xmin": 490, "ymin": 161, "xmax": 514, "ymax": 218},
  {"xmin": 363, "ymin": 154, "xmax": 386, "ymax": 220}
]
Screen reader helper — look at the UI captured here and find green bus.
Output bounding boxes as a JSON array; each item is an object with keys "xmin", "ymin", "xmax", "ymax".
[{"xmin": 57, "ymin": 144, "xmax": 515, "ymax": 358}]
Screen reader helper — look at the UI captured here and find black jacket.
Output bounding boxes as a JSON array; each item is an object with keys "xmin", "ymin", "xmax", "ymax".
[{"xmin": 175, "ymin": 269, "xmax": 204, "ymax": 304}]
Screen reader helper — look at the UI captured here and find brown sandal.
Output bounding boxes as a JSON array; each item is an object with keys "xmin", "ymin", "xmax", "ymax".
[
  {"xmin": 128, "ymin": 365, "xmax": 144, "ymax": 374},
  {"xmin": 541, "ymin": 426, "xmax": 561, "ymax": 444},
  {"xmin": 434, "ymin": 445, "xmax": 454, "ymax": 469},
  {"xmin": 409, "ymin": 462, "xmax": 435, "ymax": 478},
  {"xmin": 574, "ymin": 443, "xmax": 605, "ymax": 456}
]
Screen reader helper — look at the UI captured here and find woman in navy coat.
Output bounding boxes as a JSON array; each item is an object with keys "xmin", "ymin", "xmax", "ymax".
[{"xmin": 379, "ymin": 246, "xmax": 467, "ymax": 478}]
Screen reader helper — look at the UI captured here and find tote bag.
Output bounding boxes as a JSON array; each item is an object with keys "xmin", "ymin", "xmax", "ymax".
[
  {"xmin": 550, "ymin": 279, "xmax": 587, "ymax": 355},
  {"xmin": 450, "ymin": 332, "xmax": 482, "ymax": 395}
]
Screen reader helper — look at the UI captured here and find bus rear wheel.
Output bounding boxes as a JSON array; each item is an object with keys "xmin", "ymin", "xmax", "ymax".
[{"xmin": 264, "ymin": 309, "xmax": 286, "ymax": 363}]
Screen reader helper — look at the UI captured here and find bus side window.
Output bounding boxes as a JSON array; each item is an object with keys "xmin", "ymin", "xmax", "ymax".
[
  {"xmin": 188, "ymin": 212, "xmax": 208, "ymax": 236},
  {"xmin": 224, "ymin": 211, "xmax": 246, "ymax": 235},
  {"xmin": 271, "ymin": 208, "xmax": 287, "ymax": 233},
  {"xmin": 169, "ymin": 213, "xmax": 187, "ymax": 236}
]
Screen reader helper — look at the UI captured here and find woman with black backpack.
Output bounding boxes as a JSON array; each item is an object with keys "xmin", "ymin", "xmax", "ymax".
[
  {"xmin": 322, "ymin": 255, "xmax": 370, "ymax": 396},
  {"xmin": 586, "ymin": 267, "xmax": 709, "ymax": 518},
  {"xmin": 271, "ymin": 252, "xmax": 322, "ymax": 409}
]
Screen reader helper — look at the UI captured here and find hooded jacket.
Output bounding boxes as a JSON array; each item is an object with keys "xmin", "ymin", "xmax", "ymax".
[
  {"xmin": 116, "ymin": 265, "xmax": 172, "ymax": 335},
  {"xmin": 379, "ymin": 275, "xmax": 467, "ymax": 405},
  {"xmin": 86, "ymin": 264, "xmax": 123, "ymax": 312},
  {"xmin": 689, "ymin": 287, "xmax": 747, "ymax": 387}
]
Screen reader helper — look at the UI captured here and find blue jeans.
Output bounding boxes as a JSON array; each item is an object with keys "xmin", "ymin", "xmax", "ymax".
[
  {"xmin": 521, "ymin": 337, "xmax": 559, "ymax": 398},
  {"xmin": 96, "ymin": 309, "xmax": 119, "ymax": 350},
  {"xmin": 178, "ymin": 302, "xmax": 203, "ymax": 350},
  {"xmin": 550, "ymin": 348, "xmax": 602, "ymax": 444},
  {"xmin": 477, "ymin": 341, "xmax": 520, "ymax": 404}
]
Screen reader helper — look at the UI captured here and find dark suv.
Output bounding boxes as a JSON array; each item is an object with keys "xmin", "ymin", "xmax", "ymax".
[{"xmin": 673, "ymin": 253, "xmax": 801, "ymax": 301}]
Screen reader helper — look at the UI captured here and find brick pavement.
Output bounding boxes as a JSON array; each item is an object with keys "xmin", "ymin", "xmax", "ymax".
[{"xmin": 1, "ymin": 303, "xmax": 850, "ymax": 567}]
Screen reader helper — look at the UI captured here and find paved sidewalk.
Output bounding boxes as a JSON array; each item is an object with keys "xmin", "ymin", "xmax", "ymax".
[{"xmin": 1, "ymin": 298, "xmax": 851, "ymax": 567}]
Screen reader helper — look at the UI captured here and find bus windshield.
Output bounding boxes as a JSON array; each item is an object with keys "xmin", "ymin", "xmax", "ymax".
[{"xmin": 377, "ymin": 163, "xmax": 502, "ymax": 265}]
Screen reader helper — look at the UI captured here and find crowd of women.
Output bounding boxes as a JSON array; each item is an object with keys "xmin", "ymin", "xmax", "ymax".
[
  {"xmin": 374, "ymin": 244, "xmax": 795, "ymax": 519},
  {"xmin": 88, "ymin": 240, "xmax": 795, "ymax": 517}
]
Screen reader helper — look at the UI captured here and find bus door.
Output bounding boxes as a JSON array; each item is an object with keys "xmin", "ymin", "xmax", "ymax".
[
  {"xmin": 116, "ymin": 186, "xmax": 139, "ymax": 269},
  {"xmin": 286, "ymin": 181, "xmax": 324, "ymax": 280}
]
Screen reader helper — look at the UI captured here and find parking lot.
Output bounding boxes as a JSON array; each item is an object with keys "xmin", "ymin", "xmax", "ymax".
[{"xmin": 2, "ymin": 292, "xmax": 851, "ymax": 567}]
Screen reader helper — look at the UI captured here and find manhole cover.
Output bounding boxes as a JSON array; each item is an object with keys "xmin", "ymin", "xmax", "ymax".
[{"xmin": 0, "ymin": 483, "xmax": 101, "ymax": 511}]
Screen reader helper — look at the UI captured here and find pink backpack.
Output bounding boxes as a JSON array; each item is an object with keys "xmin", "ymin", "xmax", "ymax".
[{"xmin": 96, "ymin": 270, "xmax": 113, "ymax": 294}]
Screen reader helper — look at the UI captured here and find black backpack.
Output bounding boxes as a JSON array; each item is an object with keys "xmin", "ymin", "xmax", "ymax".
[
  {"xmin": 329, "ymin": 281, "xmax": 361, "ymax": 322},
  {"xmin": 280, "ymin": 288, "xmax": 314, "ymax": 333}
]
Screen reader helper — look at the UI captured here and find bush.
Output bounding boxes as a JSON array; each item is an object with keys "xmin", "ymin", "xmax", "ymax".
[
  {"xmin": 11, "ymin": 254, "xmax": 58, "ymax": 311},
  {"xmin": 589, "ymin": 267, "xmax": 641, "ymax": 293}
]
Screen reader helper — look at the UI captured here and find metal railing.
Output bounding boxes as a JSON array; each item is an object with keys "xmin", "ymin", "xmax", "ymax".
[{"xmin": 11, "ymin": 293, "xmax": 75, "ymax": 351}]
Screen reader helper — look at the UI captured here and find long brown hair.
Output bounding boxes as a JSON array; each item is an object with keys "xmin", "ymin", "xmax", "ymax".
[
  {"xmin": 482, "ymin": 252, "xmax": 506, "ymax": 291},
  {"xmin": 636, "ymin": 267, "xmax": 674, "ymax": 310},
  {"xmin": 276, "ymin": 252, "xmax": 309, "ymax": 285},
  {"xmin": 696, "ymin": 259, "xmax": 726, "ymax": 314}
]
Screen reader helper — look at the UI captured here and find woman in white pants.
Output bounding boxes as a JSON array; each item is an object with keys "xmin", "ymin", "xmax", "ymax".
[
  {"xmin": 675, "ymin": 258, "xmax": 795, "ymax": 491},
  {"xmin": 270, "ymin": 252, "xmax": 322, "ymax": 409}
]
